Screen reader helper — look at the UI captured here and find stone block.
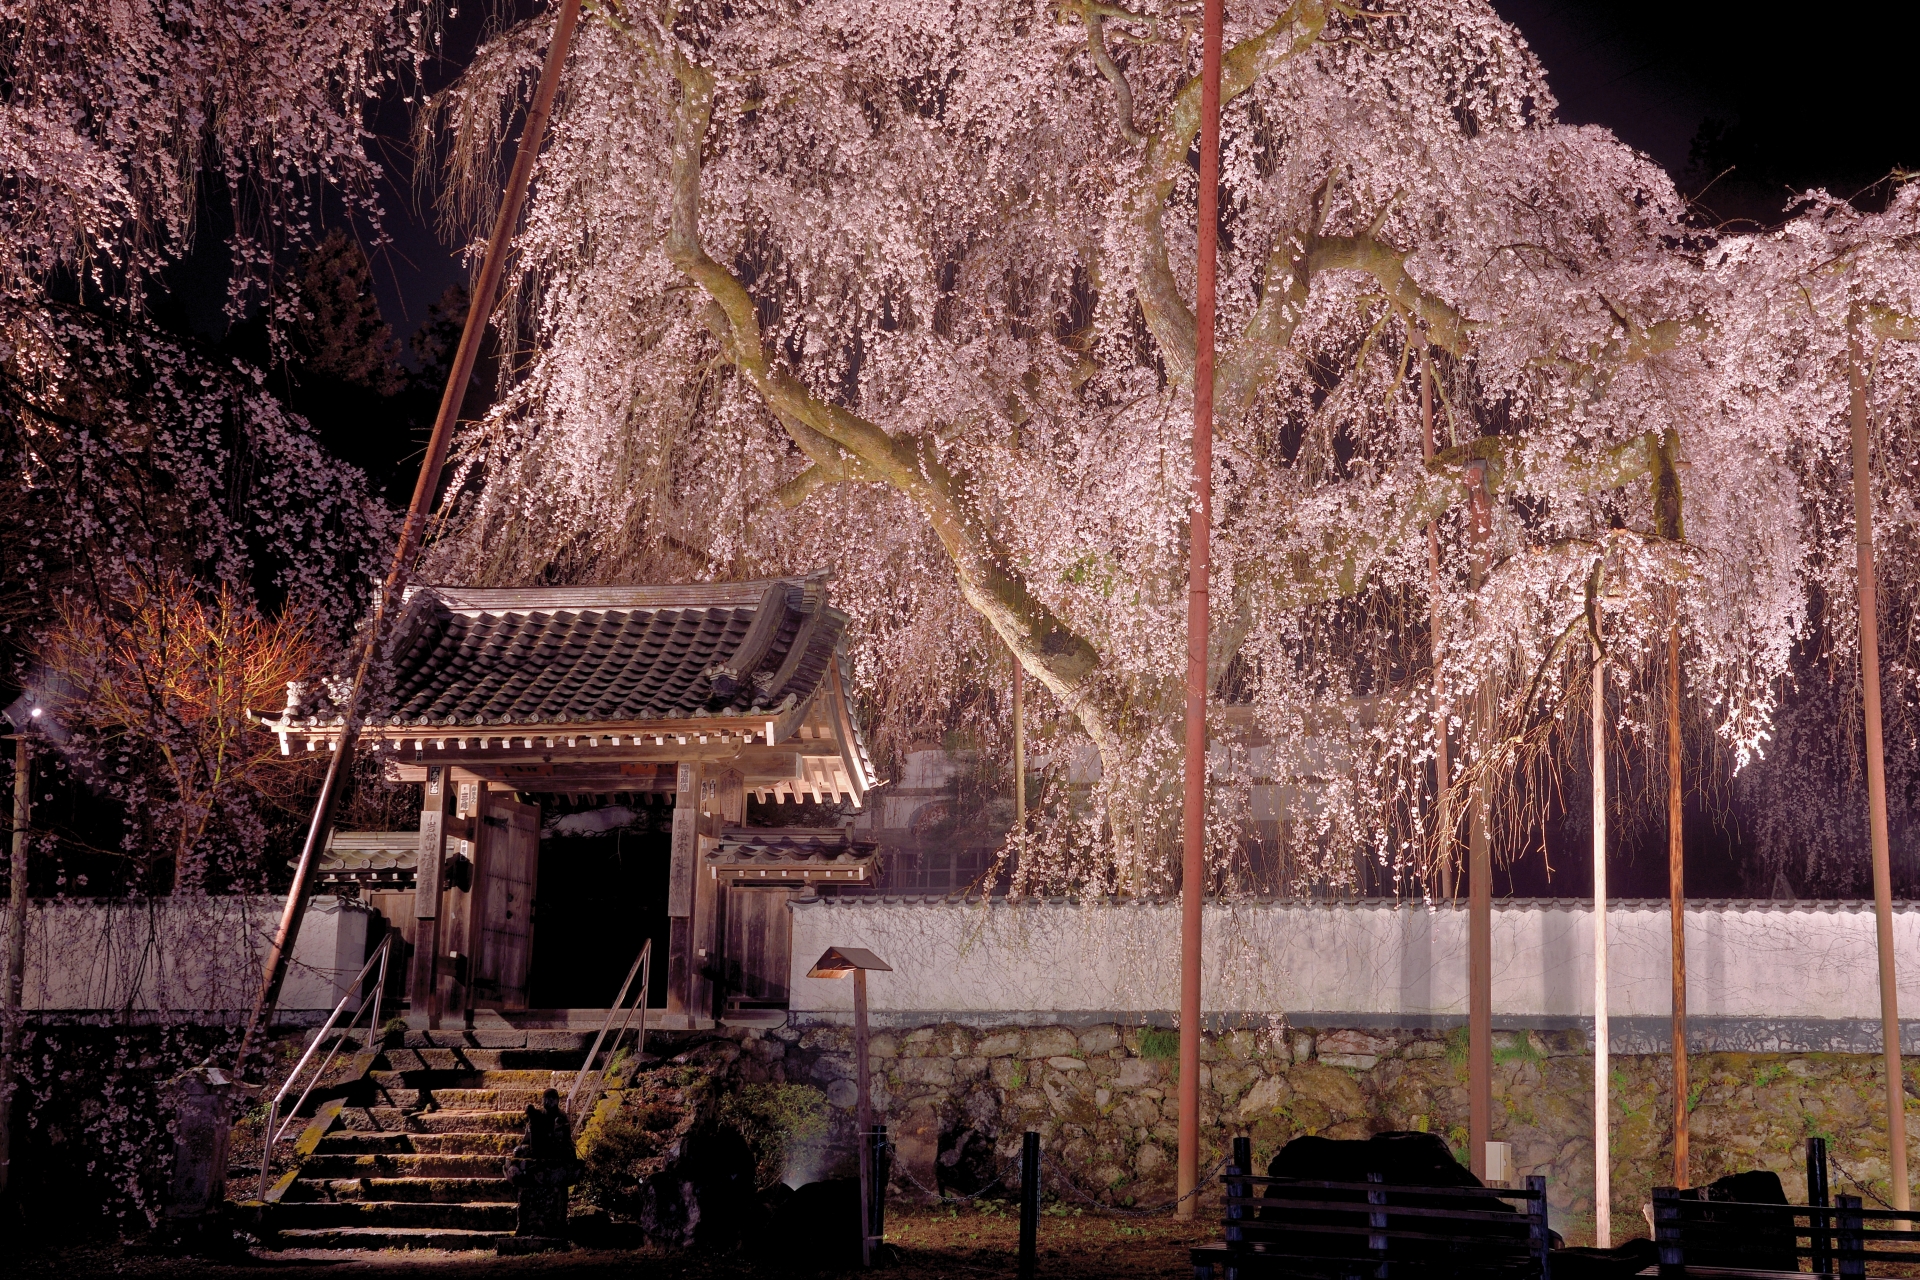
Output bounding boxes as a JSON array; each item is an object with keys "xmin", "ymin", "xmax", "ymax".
[
  {"xmin": 938, "ymin": 1024, "xmax": 977, "ymax": 1056},
  {"xmin": 1077, "ymin": 1025, "xmax": 1122, "ymax": 1055},
  {"xmin": 1048, "ymin": 1055, "xmax": 1089, "ymax": 1071},
  {"xmin": 896, "ymin": 1056, "xmax": 956, "ymax": 1087},
  {"xmin": 1319, "ymin": 1029, "xmax": 1394, "ymax": 1060},
  {"xmin": 1236, "ymin": 1073, "xmax": 1292, "ymax": 1121},
  {"xmin": 1115, "ymin": 1058, "xmax": 1160, "ymax": 1089},
  {"xmin": 1209, "ymin": 1061, "xmax": 1258, "ymax": 1104},
  {"xmin": 869, "ymin": 1032, "xmax": 900, "ymax": 1059},
  {"xmin": 1320, "ymin": 1053, "xmax": 1379, "ymax": 1070},
  {"xmin": 955, "ymin": 1056, "xmax": 989, "ymax": 1084},
  {"xmin": 811, "ymin": 1053, "xmax": 856, "ymax": 1081},
  {"xmin": 800, "ymin": 1027, "xmax": 849, "ymax": 1052},
  {"xmin": 1116, "ymin": 1095, "xmax": 1163, "ymax": 1128},
  {"xmin": 1027, "ymin": 1026, "xmax": 1078, "ymax": 1058},
  {"xmin": 901, "ymin": 1027, "xmax": 938, "ymax": 1055},
  {"xmin": 1293, "ymin": 1032, "xmax": 1316, "ymax": 1062},
  {"xmin": 1135, "ymin": 1143, "xmax": 1166, "ymax": 1176},
  {"xmin": 1289, "ymin": 1062, "xmax": 1368, "ymax": 1119},
  {"xmin": 1219, "ymin": 1029, "xmax": 1259, "ymax": 1061},
  {"xmin": 977, "ymin": 1029, "xmax": 1024, "ymax": 1058},
  {"xmin": 826, "ymin": 1078, "xmax": 858, "ymax": 1108}
]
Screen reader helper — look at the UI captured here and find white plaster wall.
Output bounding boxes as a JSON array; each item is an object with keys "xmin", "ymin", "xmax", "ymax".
[
  {"xmin": 17, "ymin": 895, "xmax": 370, "ymax": 1013},
  {"xmin": 789, "ymin": 898, "xmax": 1920, "ymax": 1023}
]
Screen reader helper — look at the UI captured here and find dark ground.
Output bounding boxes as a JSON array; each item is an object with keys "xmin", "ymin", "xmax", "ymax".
[{"xmin": 13, "ymin": 1205, "xmax": 1211, "ymax": 1279}]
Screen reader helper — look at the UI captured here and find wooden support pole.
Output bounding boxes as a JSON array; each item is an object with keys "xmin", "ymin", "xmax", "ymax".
[
  {"xmin": 854, "ymin": 966, "xmax": 873, "ymax": 1266},
  {"xmin": 1666, "ymin": 625, "xmax": 1689, "ymax": 1188},
  {"xmin": 1592, "ymin": 643, "xmax": 1611, "ymax": 1248},
  {"xmin": 1013, "ymin": 658, "xmax": 1026, "ymax": 833},
  {"xmin": 1850, "ymin": 311, "xmax": 1910, "ymax": 1212},
  {"xmin": 232, "ymin": 0, "xmax": 582, "ymax": 1071},
  {"xmin": 1465, "ymin": 457, "xmax": 1494, "ymax": 1180},
  {"xmin": 1, "ymin": 734, "xmax": 30, "ymax": 1198},
  {"xmin": 1177, "ymin": 0, "xmax": 1224, "ymax": 1221},
  {"xmin": 1422, "ymin": 354, "xmax": 1454, "ymax": 901}
]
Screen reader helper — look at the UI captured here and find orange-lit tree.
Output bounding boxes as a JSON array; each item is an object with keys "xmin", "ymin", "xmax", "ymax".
[{"xmin": 38, "ymin": 579, "xmax": 323, "ymax": 893}]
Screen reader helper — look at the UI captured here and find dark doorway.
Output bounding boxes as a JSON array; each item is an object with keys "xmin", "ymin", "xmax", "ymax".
[{"xmin": 527, "ymin": 821, "xmax": 672, "ymax": 1009}]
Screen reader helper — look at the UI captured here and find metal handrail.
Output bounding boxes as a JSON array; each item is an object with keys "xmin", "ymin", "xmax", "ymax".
[
  {"xmin": 256, "ymin": 932, "xmax": 393, "ymax": 1199},
  {"xmin": 565, "ymin": 938, "xmax": 651, "ymax": 1126}
]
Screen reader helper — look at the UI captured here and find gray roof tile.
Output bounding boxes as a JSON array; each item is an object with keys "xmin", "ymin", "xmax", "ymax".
[{"xmin": 288, "ymin": 577, "xmax": 849, "ymax": 730}]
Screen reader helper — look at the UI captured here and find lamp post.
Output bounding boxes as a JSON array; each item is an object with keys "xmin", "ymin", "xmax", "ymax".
[{"xmin": 809, "ymin": 946, "xmax": 893, "ymax": 1266}]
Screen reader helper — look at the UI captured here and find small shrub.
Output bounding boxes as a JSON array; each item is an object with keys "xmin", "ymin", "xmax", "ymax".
[
  {"xmin": 718, "ymin": 1082, "xmax": 828, "ymax": 1188},
  {"xmin": 1139, "ymin": 1027, "xmax": 1180, "ymax": 1060}
]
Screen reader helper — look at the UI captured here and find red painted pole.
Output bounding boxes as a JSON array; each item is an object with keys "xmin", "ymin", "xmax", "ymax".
[
  {"xmin": 1178, "ymin": 0, "xmax": 1224, "ymax": 1220},
  {"xmin": 232, "ymin": 0, "xmax": 583, "ymax": 1074},
  {"xmin": 1850, "ymin": 311, "xmax": 1909, "ymax": 1213}
]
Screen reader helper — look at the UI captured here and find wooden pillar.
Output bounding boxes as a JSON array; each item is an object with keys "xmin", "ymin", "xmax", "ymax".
[
  {"xmin": 666, "ymin": 761, "xmax": 704, "ymax": 1023},
  {"xmin": 854, "ymin": 966, "xmax": 874, "ymax": 1266},
  {"xmin": 1, "ymin": 734, "xmax": 31, "ymax": 1198},
  {"xmin": 412, "ymin": 765, "xmax": 454, "ymax": 1028},
  {"xmin": 1850, "ymin": 311, "xmax": 1909, "ymax": 1212},
  {"xmin": 1666, "ymin": 628, "xmax": 1689, "ymax": 1187},
  {"xmin": 447, "ymin": 779, "xmax": 488, "ymax": 1025},
  {"xmin": 1013, "ymin": 659, "xmax": 1026, "ymax": 833},
  {"xmin": 691, "ymin": 773, "xmax": 723, "ymax": 1021},
  {"xmin": 1176, "ymin": 0, "xmax": 1225, "ymax": 1220},
  {"xmin": 1465, "ymin": 457, "xmax": 1494, "ymax": 1180},
  {"xmin": 1422, "ymin": 353, "xmax": 1454, "ymax": 900},
  {"xmin": 1592, "ymin": 643, "xmax": 1612, "ymax": 1248}
]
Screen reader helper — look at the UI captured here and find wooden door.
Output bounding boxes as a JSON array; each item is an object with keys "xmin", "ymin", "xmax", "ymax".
[
  {"xmin": 721, "ymin": 885, "xmax": 796, "ymax": 1008},
  {"xmin": 476, "ymin": 794, "xmax": 540, "ymax": 1008}
]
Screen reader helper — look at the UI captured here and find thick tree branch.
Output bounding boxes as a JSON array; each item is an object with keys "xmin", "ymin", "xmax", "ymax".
[
  {"xmin": 1128, "ymin": 0, "xmax": 1332, "ymax": 382},
  {"xmin": 662, "ymin": 48, "xmax": 1117, "ymax": 749}
]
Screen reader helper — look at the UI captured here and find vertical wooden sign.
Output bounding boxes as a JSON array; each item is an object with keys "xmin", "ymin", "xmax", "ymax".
[
  {"xmin": 668, "ymin": 762, "xmax": 699, "ymax": 918},
  {"xmin": 412, "ymin": 765, "xmax": 453, "ymax": 1026}
]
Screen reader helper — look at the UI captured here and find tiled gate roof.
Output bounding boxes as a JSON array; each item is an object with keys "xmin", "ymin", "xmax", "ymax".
[{"xmin": 286, "ymin": 578, "xmax": 847, "ymax": 730}]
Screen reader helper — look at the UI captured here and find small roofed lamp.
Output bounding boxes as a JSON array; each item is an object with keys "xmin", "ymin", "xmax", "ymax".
[{"xmin": 808, "ymin": 946, "xmax": 892, "ymax": 1266}]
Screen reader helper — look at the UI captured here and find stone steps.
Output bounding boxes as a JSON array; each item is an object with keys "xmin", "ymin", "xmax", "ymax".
[
  {"xmin": 263, "ymin": 1037, "xmax": 611, "ymax": 1252},
  {"xmin": 368, "ymin": 1068, "xmax": 570, "ymax": 1088},
  {"xmin": 300, "ymin": 1152, "xmax": 512, "ymax": 1180},
  {"xmin": 337, "ymin": 1106, "xmax": 528, "ymax": 1134},
  {"xmin": 276, "ymin": 1226, "xmax": 505, "ymax": 1251},
  {"xmin": 284, "ymin": 1177, "xmax": 517, "ymax": 1203},
  {"xmin": 273, "ymin": 1199, "xmax": 517, "ymax": 1231},
  {"xmin": 315, "ymin": 1131, "xmax": 519, "ymax": 1156}
]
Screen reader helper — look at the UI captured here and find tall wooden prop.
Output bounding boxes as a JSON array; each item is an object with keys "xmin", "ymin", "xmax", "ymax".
[
  {"xmin": 854, "ymin": 967, "xmax": 872, "ymax": 1264},
  {"xmin": 1422, "ymin": 356, "xmax": 1454, "ymax": 899},
  {"xmin": 1666, "ymin": 626, "xmax": 1688, "ymax": 1187},
  {"xmin": 0, "ymin": 734, "xmax": 29, "ymax": 1197},
  {"xmin": 1013, "ymin": 659, "xmax": 1026, "ymax": 832},
  {"xmin": 1465, "ymin": 458, "xmax": 1494, "ymax": 1179},
  {"xmin": 1590, "ymin": 642, "xmax": 1611, "ymax": 1247},
  {"xmin": 1177, "ymin": 0, "xmax": 1224, "ymax": 1220},
  {"xmin": 233, "ymin": 0, "xmax": 583, "ymax": 1070},
  {"xmin": 1850, "ymin": 312, "xmax": 1910, "ymax": 1212}
]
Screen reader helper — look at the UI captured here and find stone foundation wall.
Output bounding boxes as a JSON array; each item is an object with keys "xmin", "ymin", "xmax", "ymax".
[{"xmin": 699, "ymin": 1020, "xmax": 1911, "ymax": 1247}]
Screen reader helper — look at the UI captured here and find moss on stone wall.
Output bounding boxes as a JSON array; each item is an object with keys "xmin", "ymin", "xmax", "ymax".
[{"xmin": 718, "ymin": 1021, "xmax": 1915, "ymax": 1246}]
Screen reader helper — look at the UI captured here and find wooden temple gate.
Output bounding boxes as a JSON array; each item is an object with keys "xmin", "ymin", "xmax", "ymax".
[{"xmin": 268, "ymin": 578, "xmax": 877, "ymax": 1028}]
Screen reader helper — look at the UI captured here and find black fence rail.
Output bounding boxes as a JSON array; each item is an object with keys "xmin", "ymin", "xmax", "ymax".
[
  {"xmin": 1194, "ymin": 1136, "xmax": 1549, "ymax": 1279},
  {"xmin": 1653, "ymin": 1185, "xmax": 1920, "ymax": 1277}
]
